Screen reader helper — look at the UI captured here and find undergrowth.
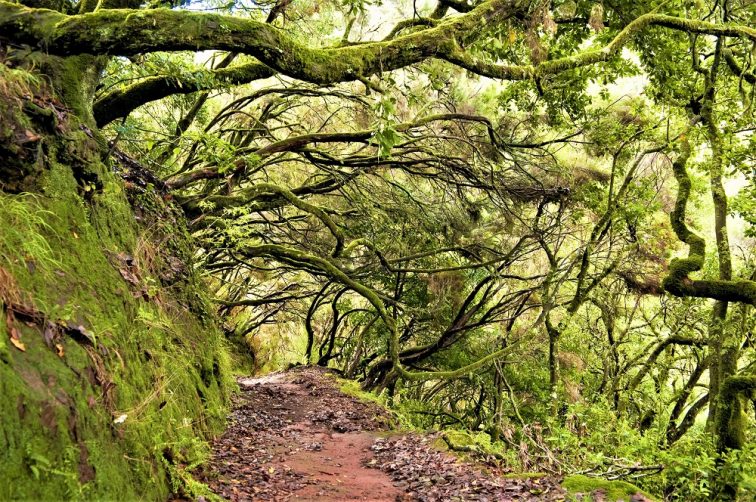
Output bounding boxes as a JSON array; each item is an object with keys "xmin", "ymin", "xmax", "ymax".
[
  {"xmin": 325, "ymin": 371, "xmax": 754, "ymax": 501},
  {"xmin": 384, "ymin": 393, "xmax": 755, "ymax": 500}
]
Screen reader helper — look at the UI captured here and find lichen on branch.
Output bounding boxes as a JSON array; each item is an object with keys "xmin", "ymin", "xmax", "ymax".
[
  {"xmin": 3, "ymin": 0, "xmax": 754, "ymax": 95},
  {"xmin": 661, "ymin": 136, "xmax": 756, "ymax": 305},
  {"xmin": 94, "ymin": 62, "xmax": 274, "ymax": 127},
  {"xmin": 0, "ymin": 0, "xmax": 522, "ymax": 84}
]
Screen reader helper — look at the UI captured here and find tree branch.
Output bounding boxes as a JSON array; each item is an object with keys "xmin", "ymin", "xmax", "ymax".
[
  {"xmin": 662, "ymin": 137, "xmax": 756, "ymax": 305},
  {"xmin": 445, "ymin": 13, "xmax": 756, "ymax": 80},
  {"xmin": 94, "ymin": 62, "xmax": 274, "ymax": 127},
  {"xmin": 0, "ymin": 0, "xmax": 523, "ymax": 83},
  {"xmin": 3, "ymin": 1, "xmax": 753, "ymax": 96}
]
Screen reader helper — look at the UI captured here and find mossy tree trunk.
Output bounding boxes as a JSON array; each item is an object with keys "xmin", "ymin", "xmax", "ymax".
[{"xmin": 700, "ymin": 39, "xmax": 732, "ymax": 437}]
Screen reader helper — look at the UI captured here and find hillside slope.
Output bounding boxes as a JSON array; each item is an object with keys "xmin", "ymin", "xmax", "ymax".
[{"xmin": 0, "ymin": 70, "xmax": 232, "ymax": 500}]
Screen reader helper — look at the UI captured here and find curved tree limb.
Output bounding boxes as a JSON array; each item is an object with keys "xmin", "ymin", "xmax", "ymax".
[
  {"xmin": 94, "ymin": 62, "xmax": 274, "ymax": 127},
  {"xmin": 252, "ymin": 183, "xmax": 346, "ymax": 257},
  {"xmin": 166, "ymin": 112, "xmax": 576, "ymax": 190},
  {"xmin": 2, "ymin": 1, "xmax": 754, "ymax": 93},
  {"xmin": 240, "ymin": 243, "xmax": 520, "ymax": 382},
  {"xmin": 13, "ymin": 0, "xmax": 740, "ymax": 125},
  {"xmin": 94, "ymin": 0, "xmax": 294, "ymax": 127},
  {"xmin": 723, "ymin": 48, "xmax": 756, "ymax": 84},
  {"xmin": 661, "ymin": 136, "xmax": 756, "ymax": 305},
  {"xmin": 445, "ymin": 13, "xmax": 756, "ymax": 80},
  {"xmin": 628, "ymin": 335, "xmax": 706, "ymax": 392},
  {"xmin": 0, "ymin": 0, "xmax": 523, "ymax": 82}
]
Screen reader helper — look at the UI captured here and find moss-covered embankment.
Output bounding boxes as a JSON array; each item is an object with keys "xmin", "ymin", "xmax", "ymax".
[{"xmin": 0, "ymin": 67, "xmax": 233, "ymax": 500}]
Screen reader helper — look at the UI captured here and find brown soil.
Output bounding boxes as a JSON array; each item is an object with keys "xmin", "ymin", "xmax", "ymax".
[{"xmin": 195, "ymin": 367, "xmax": 564, "ymax": 501}]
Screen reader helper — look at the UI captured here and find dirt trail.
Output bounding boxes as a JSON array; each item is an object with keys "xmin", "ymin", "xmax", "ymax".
[{"xmin": 196, "ymin": 367, "xmax": 563, "ymax": 501}]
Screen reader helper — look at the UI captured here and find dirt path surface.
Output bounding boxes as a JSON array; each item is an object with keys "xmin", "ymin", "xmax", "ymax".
[{"xmin": 196, "ymin": 367, "xmax": 564, "ymax": 501}]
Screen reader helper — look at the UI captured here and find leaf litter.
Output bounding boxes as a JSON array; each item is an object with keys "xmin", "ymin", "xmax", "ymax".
[{"xmin": 193, "ymin": 367, "xmax": 564, "ymax": 501}]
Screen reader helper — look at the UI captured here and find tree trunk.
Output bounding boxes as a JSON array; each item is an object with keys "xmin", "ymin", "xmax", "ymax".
[{"xmin": 546, "ymin": 320, "xmax": 560, "ymax": 416}]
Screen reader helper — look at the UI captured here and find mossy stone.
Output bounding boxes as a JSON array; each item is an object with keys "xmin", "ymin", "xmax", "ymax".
[{"xmin": 562, "ymin": 474, "xmax": 657, "ymax": 501}]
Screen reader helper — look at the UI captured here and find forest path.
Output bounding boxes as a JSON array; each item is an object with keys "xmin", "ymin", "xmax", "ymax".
[{"xmin": 196, "ymin": 367, "xmax": 564, "ymax": 501}]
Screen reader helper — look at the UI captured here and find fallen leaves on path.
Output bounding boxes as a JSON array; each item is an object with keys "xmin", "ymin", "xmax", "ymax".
[
  {"xmin": 194, "ymin": 367, "xmax": 564, "ymax": 501},
  {"xmin": 369, "ymin": 434, "xmax": 562, "ymax": 501}
]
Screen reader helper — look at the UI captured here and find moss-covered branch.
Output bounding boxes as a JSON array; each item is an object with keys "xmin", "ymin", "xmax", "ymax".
[
  {"xmin": 240, "ymin": 243, "xmax": 518, "ymax": 383},
  {"xmin": 239, "ymin": 243, "xmax": 401, "ymax": 365},
  {"xmin": 628, "ymin": 335, "xmax": 706, "ymax": 392},
  {"xmin": 177, "ymin": 176, "xmax": 358, "ymax": 221},
  {"xmin": 94, "ymin": 2, "xmax": 293, "ymax": 127},
  {"xmin": 166, "ymin": 113, "xmax": 512, "ymax": 189},
  {"xmin": 715, "ymin": 375, "xmax": 756, "ymax": 451},
  {"xmin": 94, "ymin": 62, "xmax": 274, "ymax": 127},
  {"xmin": 0, "ymin": 0, "xmax": 522, "ymax": 83},
  {"xmin": 723, "ymin": 48, "xmax": 756, "ymax": 84},
  {"xmin": 661, "ymin": 137, "xmax": 756, "ymax": 305},
  {"xmin": 252, "ymin": 183, "xmax": 345, "ymax": 257},
  {"xmin": 570, "ymin": 143, "xmax": 671, "ymax": 314},
  {"xmin": 165, "ymin": 131, "xmax": 374, "ymax": 190},
  {"xmin": 3, "ymin": 1, "xmax": 754, "ymax": 93},
  {"xmin": 446, "ymin": 13, "xmax": 756, "ymax": 80}
]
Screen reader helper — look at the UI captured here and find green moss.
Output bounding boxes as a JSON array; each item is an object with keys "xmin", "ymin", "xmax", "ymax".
[
  {"xmin": 0, "ymin": 108, "xmax": 232, "ymax": 499},
  {"xmin": 661, "ymin": 136, "xmax": 756, "ymax": 305},
  {"xmin": 323, "ymin": 373, "xmax": 400, "ymax": 429},
  {"xmin": 431, "ymin": 436, "xmax": 449, "ymax": 451},
  {"xmin": 336, "ymin": 375, "xmax": 388, "ymax": 407},
  {"xmin": 715, "ymin": 376, "xmax": 756, "ymax": 451},
  {"xmin": 437, "ymin": 429, "xmax": 510, "ymax": 462},
  {"xmin": 442, "ymin": 430, "xmax": 477, "ymax": 450},
  {"xmin": 562, "ymin": 474, "xmax": 657, "ymax": 502}
]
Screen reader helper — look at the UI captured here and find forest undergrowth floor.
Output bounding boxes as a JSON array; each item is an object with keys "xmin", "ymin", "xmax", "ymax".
[{"xmin": 192, "ymin": 366, "xmax": 572, "ymax": 501}]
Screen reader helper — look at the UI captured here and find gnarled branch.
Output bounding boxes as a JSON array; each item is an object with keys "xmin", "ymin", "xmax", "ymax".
[{"xmin": 662, "ymin": 137, "xmax": 756, "ymax": 305}]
